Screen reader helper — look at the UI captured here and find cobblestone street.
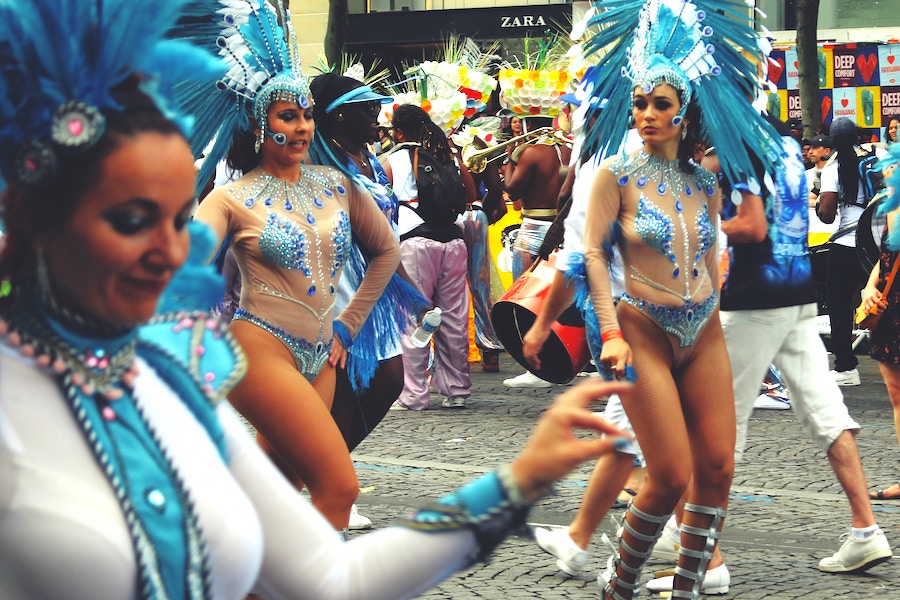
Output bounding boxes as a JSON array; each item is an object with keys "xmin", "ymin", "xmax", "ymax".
[{"xmin": 348, "ymin": 353, "xmax": 900, "ymax": 599}]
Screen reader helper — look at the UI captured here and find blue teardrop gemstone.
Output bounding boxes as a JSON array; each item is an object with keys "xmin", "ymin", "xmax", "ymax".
[
  {"xmin": 264, "ymin": 197, "xmax": 274, "ymax": 206},
  {"xmin": 669, "ymin": 255, "xmax": 677, "ymax": 263},
  {"xmin": 693, "ymin": 268, "xmax": 699, "ymax": 278},
  {"xmin": 707, "ymin": 186, "xmax": 715, "ymax": 195},
  {"xmin": 244, "ymin": 198, "xmax": 255, "ymax": 207},
  {"xmin": 658, "ymin": 183, "xmax": 667, "ymax": 194},
  {"xmin": 675, "ymin": 200, "xmax": 684, "ymax": 212},
  {"xmin": 314, "ymin": 196, "xmax": 325, "ymax": 208},
  {"xmin": 337, "ymin": 186, "xmax": 346, "ymax": 194},
  {"xmin": 324, "ymin": 189, "xmax": 333, "ymax": 197},
  {"xmin": 685, "ymin": 186, "xmax": 693, "ymax": 196},
  {"xmin": 303, "ymin": 269, "xmax": 311, "ymax": 277},
  {"xmin": 307, "ymin": 214, "xmax": 316, "ymax": 224},
  {"xmin": 673, "ymin": 266, "xmax": 680, "ymax": 278},
  {"xmin": 637, "ymin": 177, "xmax": 647, "ymax": 188},
  {"xmin": 284, "ymin": 200, "xmax": 293, "ymax": 211},
  {"xmin": 308, "ymin": 285, "xmax": 316, "ymax": 296},
  {"xmin": 619, "ymin": 176, "xmax": 629, "ymax": 185},
  {"xmin": 687, "ymin": 309, "xmax": 694, "ymax": 321},
  {"xmin": 330, "ymin": 285, "xmax": 335, "ymax": 295}
]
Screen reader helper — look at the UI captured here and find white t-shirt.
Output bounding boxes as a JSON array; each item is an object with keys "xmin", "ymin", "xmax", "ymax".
[
  {"xmin": 806, "ymin": 167, "xmax": 839, "ymax": 244},
  {"xmin": 819, "ymin": 159, "xmax": 864, "ymax": 248}
]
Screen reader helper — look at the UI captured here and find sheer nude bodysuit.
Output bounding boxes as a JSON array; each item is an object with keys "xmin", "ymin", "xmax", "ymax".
[
  {"xmin": 584, "ymin": 150, "xmax": 720, "ymax": 365},
  {"xmin": 195, "ymin": 165, "xmax": 399, "ymax": 380}
]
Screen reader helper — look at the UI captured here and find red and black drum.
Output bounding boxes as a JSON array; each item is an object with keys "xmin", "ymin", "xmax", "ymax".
[{"xmin": 490, "ymin": 253, "xmax": 591, "ymax": 384}]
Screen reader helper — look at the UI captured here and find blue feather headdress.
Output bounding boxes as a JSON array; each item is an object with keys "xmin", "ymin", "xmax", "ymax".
[
  {"xmin": 0, "ymin": 0, "xmax": 224, "ymax": 193},
  {"xmin": 580, "ymin": 0, "xmax": 783, "ymax": 185},
  {"xmin": 171, "ymin": 0, "xmax": 311, "ymax": 190},
  {"xmin": 876, "ymin": 146, "xmax": 900, "ymax": 251}
]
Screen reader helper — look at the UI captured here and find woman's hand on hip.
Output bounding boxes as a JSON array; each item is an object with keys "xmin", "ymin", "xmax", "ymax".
[{"xmin": 599, "ymin": 337, "xmax": 632, "ymax": 380}]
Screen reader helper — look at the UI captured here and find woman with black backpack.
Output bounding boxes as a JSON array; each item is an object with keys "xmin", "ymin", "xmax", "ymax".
[
  {"xmin": 380, "ymin": 104, "xmax": 478, "ymax": 409},
  {"xmin": 816, "ymin": 117, "xmax": 884, "ymax": 386}
]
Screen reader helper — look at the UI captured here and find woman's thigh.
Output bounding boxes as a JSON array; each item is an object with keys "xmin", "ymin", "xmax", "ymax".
[
  {"xmin": 674, "ymin": 313, "xmax": 736, "ymax": 477},
  {"xmin": 617, "ymin": 304, "xmax": 692, "ymax": 484},
  {"xmin": 229, "ymin": 321, "xmax": 355, "ymax": 488}
]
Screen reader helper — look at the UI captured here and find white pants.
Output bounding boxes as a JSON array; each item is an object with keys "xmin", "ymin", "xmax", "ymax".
[{"xmin": 721, "ymin": 303, "xmax": 859, "ymax": 461}]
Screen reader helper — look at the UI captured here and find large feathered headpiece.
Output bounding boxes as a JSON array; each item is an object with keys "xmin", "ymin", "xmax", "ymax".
[
  {"xmin": 580, "ymin": 0, "xmax": 783, "ymax": 184},
  {"xmin": 171, "ymin": 0, "xmax": 309, "ymax": 188},
  {"xmin": 0, "ymin": 0, "xmax": 224, "ymax": 192}
]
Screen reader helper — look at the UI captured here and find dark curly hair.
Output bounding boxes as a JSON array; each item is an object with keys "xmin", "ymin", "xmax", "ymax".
[
  {"xmin": 391, "ymin": 104, "xmax": 454, "ymax": 164},
  {"xmin": 676, "ymin": 101, "xmax": 703, "ymax": 175}
]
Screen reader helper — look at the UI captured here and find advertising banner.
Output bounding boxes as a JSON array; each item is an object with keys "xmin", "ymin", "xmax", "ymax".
[{"xmin": 771, "ymin": 42, "xmax": 900, "ymax": 140}]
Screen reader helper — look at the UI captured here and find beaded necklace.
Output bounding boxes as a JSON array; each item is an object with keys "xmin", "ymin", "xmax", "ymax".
[
  {"xmin": 610, "ymin": 150, "xmax": 716, "ymax": 303},
  {"xmin": 1, "ymin": 286, "xmax": 212, "ymax": 600}
]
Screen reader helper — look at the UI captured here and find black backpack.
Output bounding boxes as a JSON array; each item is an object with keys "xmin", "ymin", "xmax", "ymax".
[
  {"xmin": 402, "ymin": 144, "xmax": 466, "ymax": 226},
  {"xmin": 854, "ymin": 146, "xmax": 885, "ymax": 207}
]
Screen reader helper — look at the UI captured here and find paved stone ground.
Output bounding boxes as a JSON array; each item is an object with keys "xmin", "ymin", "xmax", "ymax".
[{"xmin": 348, "ymin": 352, "xmax": 900, "ymax": 599}]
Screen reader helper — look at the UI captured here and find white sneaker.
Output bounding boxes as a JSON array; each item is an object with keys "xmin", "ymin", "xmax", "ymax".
[
  {"xmin": 818, "ymin": 527, "xmax": 892, "ymax": 573},
  {"xmin": 441, "ymin": 396, "xmax": 467, "ymax": 408},
  {"xmin": 646, "ymin": 563, "xmax": 730, "ymax": 595},
  {"xmin": 753, "ymin": 393, "xmax": 791, "ymax": 410},
  {"xmin": 503, "ymin": 371, "xmax": 552, "ymax": 388},
  {"xmin": 830, "ymin": 368, "xmax": 861, "ymax": 386},
  {"xmin": 348, "ymin": 504, "xmax": 372, "ymax": 530},
  {"xmin": 534, "ymin": 526, "xmax": 589, "ymax": 575},
  {"xmin": 650, "ymin": 516, "xmax": 680, "ymax": 562}
]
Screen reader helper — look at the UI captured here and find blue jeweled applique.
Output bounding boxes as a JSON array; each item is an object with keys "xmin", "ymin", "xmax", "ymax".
[
  {"xmin": 694, "ymin": 203, "xmax": 715, "ymax": 269},
  {"xmin": 634, "ymin": 196, "xmax": 675, "ymax": 261},
  {"xmin": 620, "ymin": 292, "xmax": 718, "ymax": 347},
  {"xmin": 259, "ymin": 212, "xmax": 309, "ymax": 272},
  {"xmin": 330, "ymin": 210, "xmax": 351, "ymax": 278}
]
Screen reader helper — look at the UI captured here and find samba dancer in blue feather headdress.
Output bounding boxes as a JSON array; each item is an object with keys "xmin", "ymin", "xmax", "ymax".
[
  {"xmin": 0, "ymin": 1, "xmax": 249, "ymax": 599},
  {"xmin": 572, "ymin": 3, "xmax": 784, "ymax": 599},
  {"xmin": 171, "ymin": 0, "xmax": 407, "ymax": 533}
]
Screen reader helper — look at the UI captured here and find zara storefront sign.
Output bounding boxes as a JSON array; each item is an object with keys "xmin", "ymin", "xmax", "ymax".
[{"xmin": 500, "ymin": 15, "xmax": 547, "ymax": 28}]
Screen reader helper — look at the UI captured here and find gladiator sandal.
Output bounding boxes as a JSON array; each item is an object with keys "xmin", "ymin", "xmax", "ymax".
[
  {"xmin": 601, "ymin": 504, "xmax": 672, "ymax": 600},
  {"xmin": 670, "ymin": 503, "xmax": 727, "ymax": 600}
]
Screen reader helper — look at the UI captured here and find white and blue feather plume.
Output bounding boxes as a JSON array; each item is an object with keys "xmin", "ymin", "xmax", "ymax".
[
  {"xmin": 580, "ymin": 0, "xmax": 783, "ymax": 185},
  {"xmin": 170, "ymin": 0, "xmax": 309, "ymax": 191},
  {"xmin": 0, "ymin": 0, "xmax": 224, "ymax": 192}
]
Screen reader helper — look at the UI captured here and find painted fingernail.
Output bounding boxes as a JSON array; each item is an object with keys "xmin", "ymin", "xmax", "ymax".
[{"xmin": 613, "ymin": 436, "xmax": 631, "ymax": 450}]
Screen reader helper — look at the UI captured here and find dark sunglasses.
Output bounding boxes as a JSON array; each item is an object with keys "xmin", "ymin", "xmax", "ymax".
[{"xmin": 351, "ymin": 101, "xmax": 382, "ymax": 117}]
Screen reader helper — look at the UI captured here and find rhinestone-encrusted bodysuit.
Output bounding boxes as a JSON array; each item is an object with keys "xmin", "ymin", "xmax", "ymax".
[
  {"xmin": 195, "ymin": 165, "xmax": 400, "ymax": 380},
  {"xmin": 584, "ymin": 151, "xmax": 720, "ymax": 349}
]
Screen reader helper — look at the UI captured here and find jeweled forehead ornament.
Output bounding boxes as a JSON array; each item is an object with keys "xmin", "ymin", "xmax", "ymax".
[
  {"xmin": 626, "ymin": 0, "xmax": 720, "ymax": 126},
  {"xmin": 252, "ymin": 70, "xmax": 312, "ymax": 142}
]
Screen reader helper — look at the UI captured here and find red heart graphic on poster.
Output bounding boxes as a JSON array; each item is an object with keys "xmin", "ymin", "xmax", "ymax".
[
  {"xmin": 857, "ymin": 53, "xmax": 877, "ymax": 83},
  {"xmin": 841, "ymin": 98, "xmax": 849, "ymax": 107},
  {"xmin": 768, "ymin": 58, "xmax": 785, "ymax": 83},
  {"xmin": 890, "ymin": 55, "xmax": 896, "ymax": 65},
  {"xmin": 794, "ymin": 61, "xmax": 799, "ymax": 69},
  {"xmin": 822, "ymin": 96, "xmax": 832, "ymax": 117}
]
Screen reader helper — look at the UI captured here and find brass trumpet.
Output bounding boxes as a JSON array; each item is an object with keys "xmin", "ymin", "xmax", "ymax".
[{"xmin": 461, "ymin": 127, "xmax": 555, "ymax": 173}]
